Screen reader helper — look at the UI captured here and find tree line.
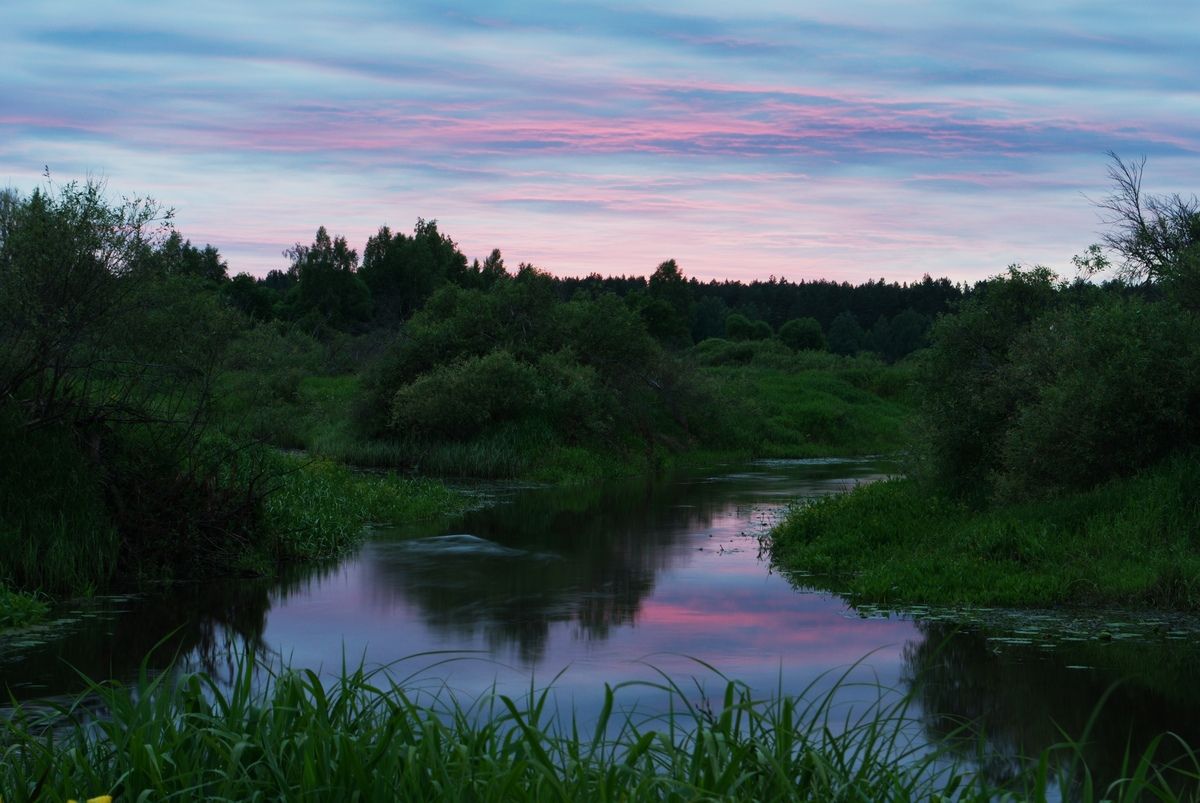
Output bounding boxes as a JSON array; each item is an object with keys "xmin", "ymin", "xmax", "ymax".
[{"xmin": 216, "ymin": 221, "xmax": 965, "ymax": 363}]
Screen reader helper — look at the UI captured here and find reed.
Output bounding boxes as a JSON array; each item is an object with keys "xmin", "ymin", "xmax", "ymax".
[{"xmin": 2, "ymin": 653, "xmax": 1196, "ymax": 801}]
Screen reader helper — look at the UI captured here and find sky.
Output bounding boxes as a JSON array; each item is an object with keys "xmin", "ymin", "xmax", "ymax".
[{"xmin": 2, "ymin": 1, "xmax": 1198, "ymax": 284}]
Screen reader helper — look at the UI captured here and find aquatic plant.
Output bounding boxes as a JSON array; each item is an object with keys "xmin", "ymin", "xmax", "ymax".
[{"xmin": 1, "ymin": 653, "xmax": 1197, "ymax": 801}]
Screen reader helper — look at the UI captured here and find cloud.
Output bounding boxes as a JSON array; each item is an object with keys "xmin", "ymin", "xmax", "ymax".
[{"xmin": 2, "ymin": 0, "xmax": 1198, "ymax": 282}]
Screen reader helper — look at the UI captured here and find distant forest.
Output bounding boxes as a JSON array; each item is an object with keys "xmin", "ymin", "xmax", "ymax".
[{"xmin": 207, "ymin": 219, "xmax": 964, "ymax": 363}]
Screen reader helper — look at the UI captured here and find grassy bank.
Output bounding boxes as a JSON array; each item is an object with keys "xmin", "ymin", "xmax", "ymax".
[
  {"xmin": 769, "ymin": 453, "xmax": 1200, "ymax": 608},
  {"xmin": 218, "ymin": 348, "xmax": 916, "ymax": 483},
  {"xmin": 0, "ymin": 586, "xmax": 48, "ymax": 630},
  {"xmin": 0, "ymin": 421, "xmax": 466, "ymax": 621},
  {"xmin": 262, "ymin": 454, "xmax": 467, "ymax": 563},
  {"xmin": 3, "ymin": 657, "xmax": 1196, "ymax": 801},
  {"xmin": 699, "ymin": 366, "xmax": 911, "ymax": 458}
]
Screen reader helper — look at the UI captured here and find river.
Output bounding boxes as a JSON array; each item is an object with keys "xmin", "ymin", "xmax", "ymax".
[{"xmin": 3, "ymin": 457, "xmax": 1200, "ymax": 787}]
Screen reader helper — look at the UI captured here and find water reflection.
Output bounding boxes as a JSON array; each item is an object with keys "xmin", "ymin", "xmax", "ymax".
[
  {"xmin": 7, "ymin": 456, "xmax": 1198, "ymax": 790},
  {"xmin": 352, "ymin": 462, "xmax": 891, "ymax": 664},
  {"xmin": 0, "ymin": 579, "xmax": 272, "ymax": 701},
  {"xmin": 904, "ymin": 621, "xmax": 1200, "ymax": 793}
]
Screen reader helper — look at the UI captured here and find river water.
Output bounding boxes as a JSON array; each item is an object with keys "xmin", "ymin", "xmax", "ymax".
[{"xmin": 4, "ymin": 458, "xmax": 1200, "ymax": 786}]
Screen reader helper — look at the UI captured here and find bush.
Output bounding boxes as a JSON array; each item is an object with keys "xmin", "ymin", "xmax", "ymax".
[
  {"xmin": 993, "ymin": 298, "xmax": 1200, "ymax": 500},
  {"xmin": 915, "ymin": 266, "xmax": 1062, "ymax": 499},
  {"xmin": 725, "ymin": 313, "xmax": 772, "ymax": 341},
  {"xmin": 778, "ymin": 317, "xmax": 825, "ymax": 351},
  {"xmin": 390, "ymin": 350, "xmax": 545, "ymax": 440},
  {"xmin": 917, "ymin": 265, "xmax": 1200, "ymax": 503},
  {"xmin": 691, "ymin": 338, "xmax": 793, "ymax": 367}
]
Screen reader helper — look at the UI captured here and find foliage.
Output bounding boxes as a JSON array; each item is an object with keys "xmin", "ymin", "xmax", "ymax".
[
  {"xmin": 866, "ymin": 308, "xmax": 930, "ymax": 362},
  {"xmin": 915, "ymin": 262, "xmax": 1200, "ymax": 503},
  {"xmin": 0, "ymin": 179, "xmax": 171, "ymax": 427},
  {"xmin": 4, "ymin": 653, "xmax": 1198, "ymax": 801},
  {"xmin": 724, "ymin": 312, "xmax": 772, "ymax": 341},
  {"xmin": 358, "ymin": 218, "xmax": 507, "ymax": 323},
  {"xmin": 915, "ymin": 265, "xmax": 1062, "ymax": 499},
  {"xmin": 770, "ymin": 453, "xmax": 1200, "ymax": 609},
  {"xmin": 391, "ymin": 350, "xmax": 551, "ymax": 441},
  {"xmin": 1093, "ymin": 152, "xmax": 1200, "ymax": 308},
  {"xmin": 280, "ymin": 226, "xmax": 371, "ymax": 332},
  {"xmin": 140, "ymin": 231, "xmax": 227, "ymax": 282},
  {"xmin": 641, "ymin": 258, "xmax": 694, "ymax": 347},
  {"xmin": 777, "ymin": 317, "xmax": 824, "ymax": 351},
  {"xmin": 826, "ymin": 311, "xmax": 865, "ymax": 355},
  {"xmin": 992, "ymin": 297, "xmax": 1200, "ymax": 501},
  {"xmin": 357, "ymin": 269, "xmax": 716, "ymax": 458}
]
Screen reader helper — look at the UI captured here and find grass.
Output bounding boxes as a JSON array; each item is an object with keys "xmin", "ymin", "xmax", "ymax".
[
  {"xmin": 0, "ymin": 585, "xmax": 49, "ymax": 631},
  {"xmin": 217, "ymin": 347, "xmax": 917, "ymax": 483},
  {"xmin": 263, "ymin": 454, "xmax": 468, "ymax": 562},
  {"xmin": 768, "ymin": 453, "xmax": 1200, "ymax": 608},
  {"xmin": 2, "ymin": 653, "xmax": 1197, "ymax": 801},
  {"xmin": 0, "ymin": 408, "xmax": 120, "ymax": 596},
  {"xmin": 705, "ymin": 365, "xmax": 912, "ymax": 458}
]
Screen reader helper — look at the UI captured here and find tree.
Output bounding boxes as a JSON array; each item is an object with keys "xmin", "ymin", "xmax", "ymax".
[
  {"xmin": 826, "ymin": 311, "xmax": 864, "ymax": 355},
  {"xmin": 282, "ymin": 226, "xmax": 371, "ymax": 331},
  {"xmin": 690, "ymin": 295, "xmax": 728, "ymax": 342},
  {"xmin": 916, "ymin": 265, "xmax": 1061, "ymax": 499},
  {"xmin": 150, "ymin": 231, "xmax": 228, "ymax": 282},
  {"xmin": 359, "ymin": 218, "xmax": 470, "ymax": 321},
  {"xmin": 865, "ymin": 308, "xmax": 930, "ymax": 362},
  {"xmin": 1094, "ymin": 152, "xmax": 1200, "ymax": 307},
  {"xmin": 225, "ymin": 273, "xmax": 276, "ymax": 320},
  {"xmin": 777, "ymin": 317, "xmax": 824, "ymax": 351},
  {"xmin": 725, "ymin": 313, "xmax": 771, "ymax": 341},
  {"xmin": 0, "ymin": 179, "xmax": 172, "ymax": 426},
  {"xmin": 644, "ymin": 259, "xmax": 694, "ymax": 347},
  {"xmin": 477, "ymin": 248, "xmax": 508, "ymax": 288}
]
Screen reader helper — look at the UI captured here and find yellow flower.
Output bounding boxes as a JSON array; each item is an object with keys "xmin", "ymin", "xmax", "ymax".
[{"xmin": 67, "ymin": 797, "xmax": 113, "ymax": 803}]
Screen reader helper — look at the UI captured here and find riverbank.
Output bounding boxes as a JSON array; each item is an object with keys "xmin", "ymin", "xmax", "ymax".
[
  {"xmin": 3, "ymin": 656, "xmax": 1195, "ymax": 802},
  {"xmin": 0, "ymin": 448, "xmax": 468, "ymax": 632},
  {"xmin": 769, "ymin": 453, "xmax": 1200, "ymax": 608},
  {"xmin": 218, "ymin": 354, "xmax": 915, "ymax": 483}
]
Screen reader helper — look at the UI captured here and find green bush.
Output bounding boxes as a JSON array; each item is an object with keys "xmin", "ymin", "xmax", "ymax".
[
  {"xmin": 915, "ymin": 266, "xmax": 1063, "ymax": 499},
  {"xmin": 993, "ymin": 298, "xmax": 1200, "ymax": 500},
  {"xmin": 390, "ymin": 350, "xmax": 546, "ymax": 440},
  {"xmin": 916, "ymin": 264, "xmax": 1200, "ymax": 503},
  {"xmin": 778, "ymin": 317, "xmax": 825, "ymax": 351}
]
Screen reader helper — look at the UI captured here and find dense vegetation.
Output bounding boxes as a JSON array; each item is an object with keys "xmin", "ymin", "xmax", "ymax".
[
  {"xmin": 4, "ymin": 655, "xmax": 1197, "ymax": 802},
  {"xmin": 4, "ymin": 154, "xmax": 1200, "ymax": 799},
  {"xmin": 0, "ymin": 174, "xmax": 936, "ymax": 625},
  {"xmin": 772, "ymin": 154, "xmax": 1200, "ymax": 608},
  {"xmin": 0, "ymin": 182, "xmax": 465, "ymax": 619}
]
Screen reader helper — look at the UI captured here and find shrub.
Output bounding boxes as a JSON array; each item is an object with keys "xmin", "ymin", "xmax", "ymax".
[
  {"xmin": 915, "ymin": 266, "xmax": 1061, "ymax": 499},
  {"xmin": 390, "ymin": 350, "xmax": 545, "ymax": 440},
  {"xmin": 993, "ymin": 298, "xmax": 1200, "ymax": 500},
  {"xmin": 778, "ymin": 317, "xmax": 825, "ymax": 351}
]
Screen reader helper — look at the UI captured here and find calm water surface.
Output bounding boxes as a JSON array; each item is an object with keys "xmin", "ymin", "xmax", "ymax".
[{"xmin": 5, "ymin": 458, "xmax": 1200, "ymax": 786}]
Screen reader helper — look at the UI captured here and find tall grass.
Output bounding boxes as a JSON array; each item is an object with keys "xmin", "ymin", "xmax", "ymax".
[
  {"xmin": 701, "ymin": 364, "xmax": 914, "ymax": 458},
  {"xmin": 2, "ymin": 654, "xmax": 1197, "ymax": 801},
  {"xmin": 0, "ymin": 585, "xmax": 48, "ymax": 630},
  {"xmin": 0, "ymin": 409, "xmax": 119, "ymax": 595},
  {"xmin": 769, "ymin": 452, "xmax": 1200, "ymax": 608},
  {"xmin": 263, "ymin": 455, "xmax": 466, "ymax": 561}
]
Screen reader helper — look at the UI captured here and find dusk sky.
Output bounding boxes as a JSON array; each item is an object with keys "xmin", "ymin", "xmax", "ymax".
[{"xmin": 3, "ymin": 1, "xmax": 1198, "ymax": 283}]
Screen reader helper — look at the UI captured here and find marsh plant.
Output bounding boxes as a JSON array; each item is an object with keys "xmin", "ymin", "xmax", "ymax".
[{"xmin": 1, "ymin": 654, "xmax": 1198, "ymax": 801}]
